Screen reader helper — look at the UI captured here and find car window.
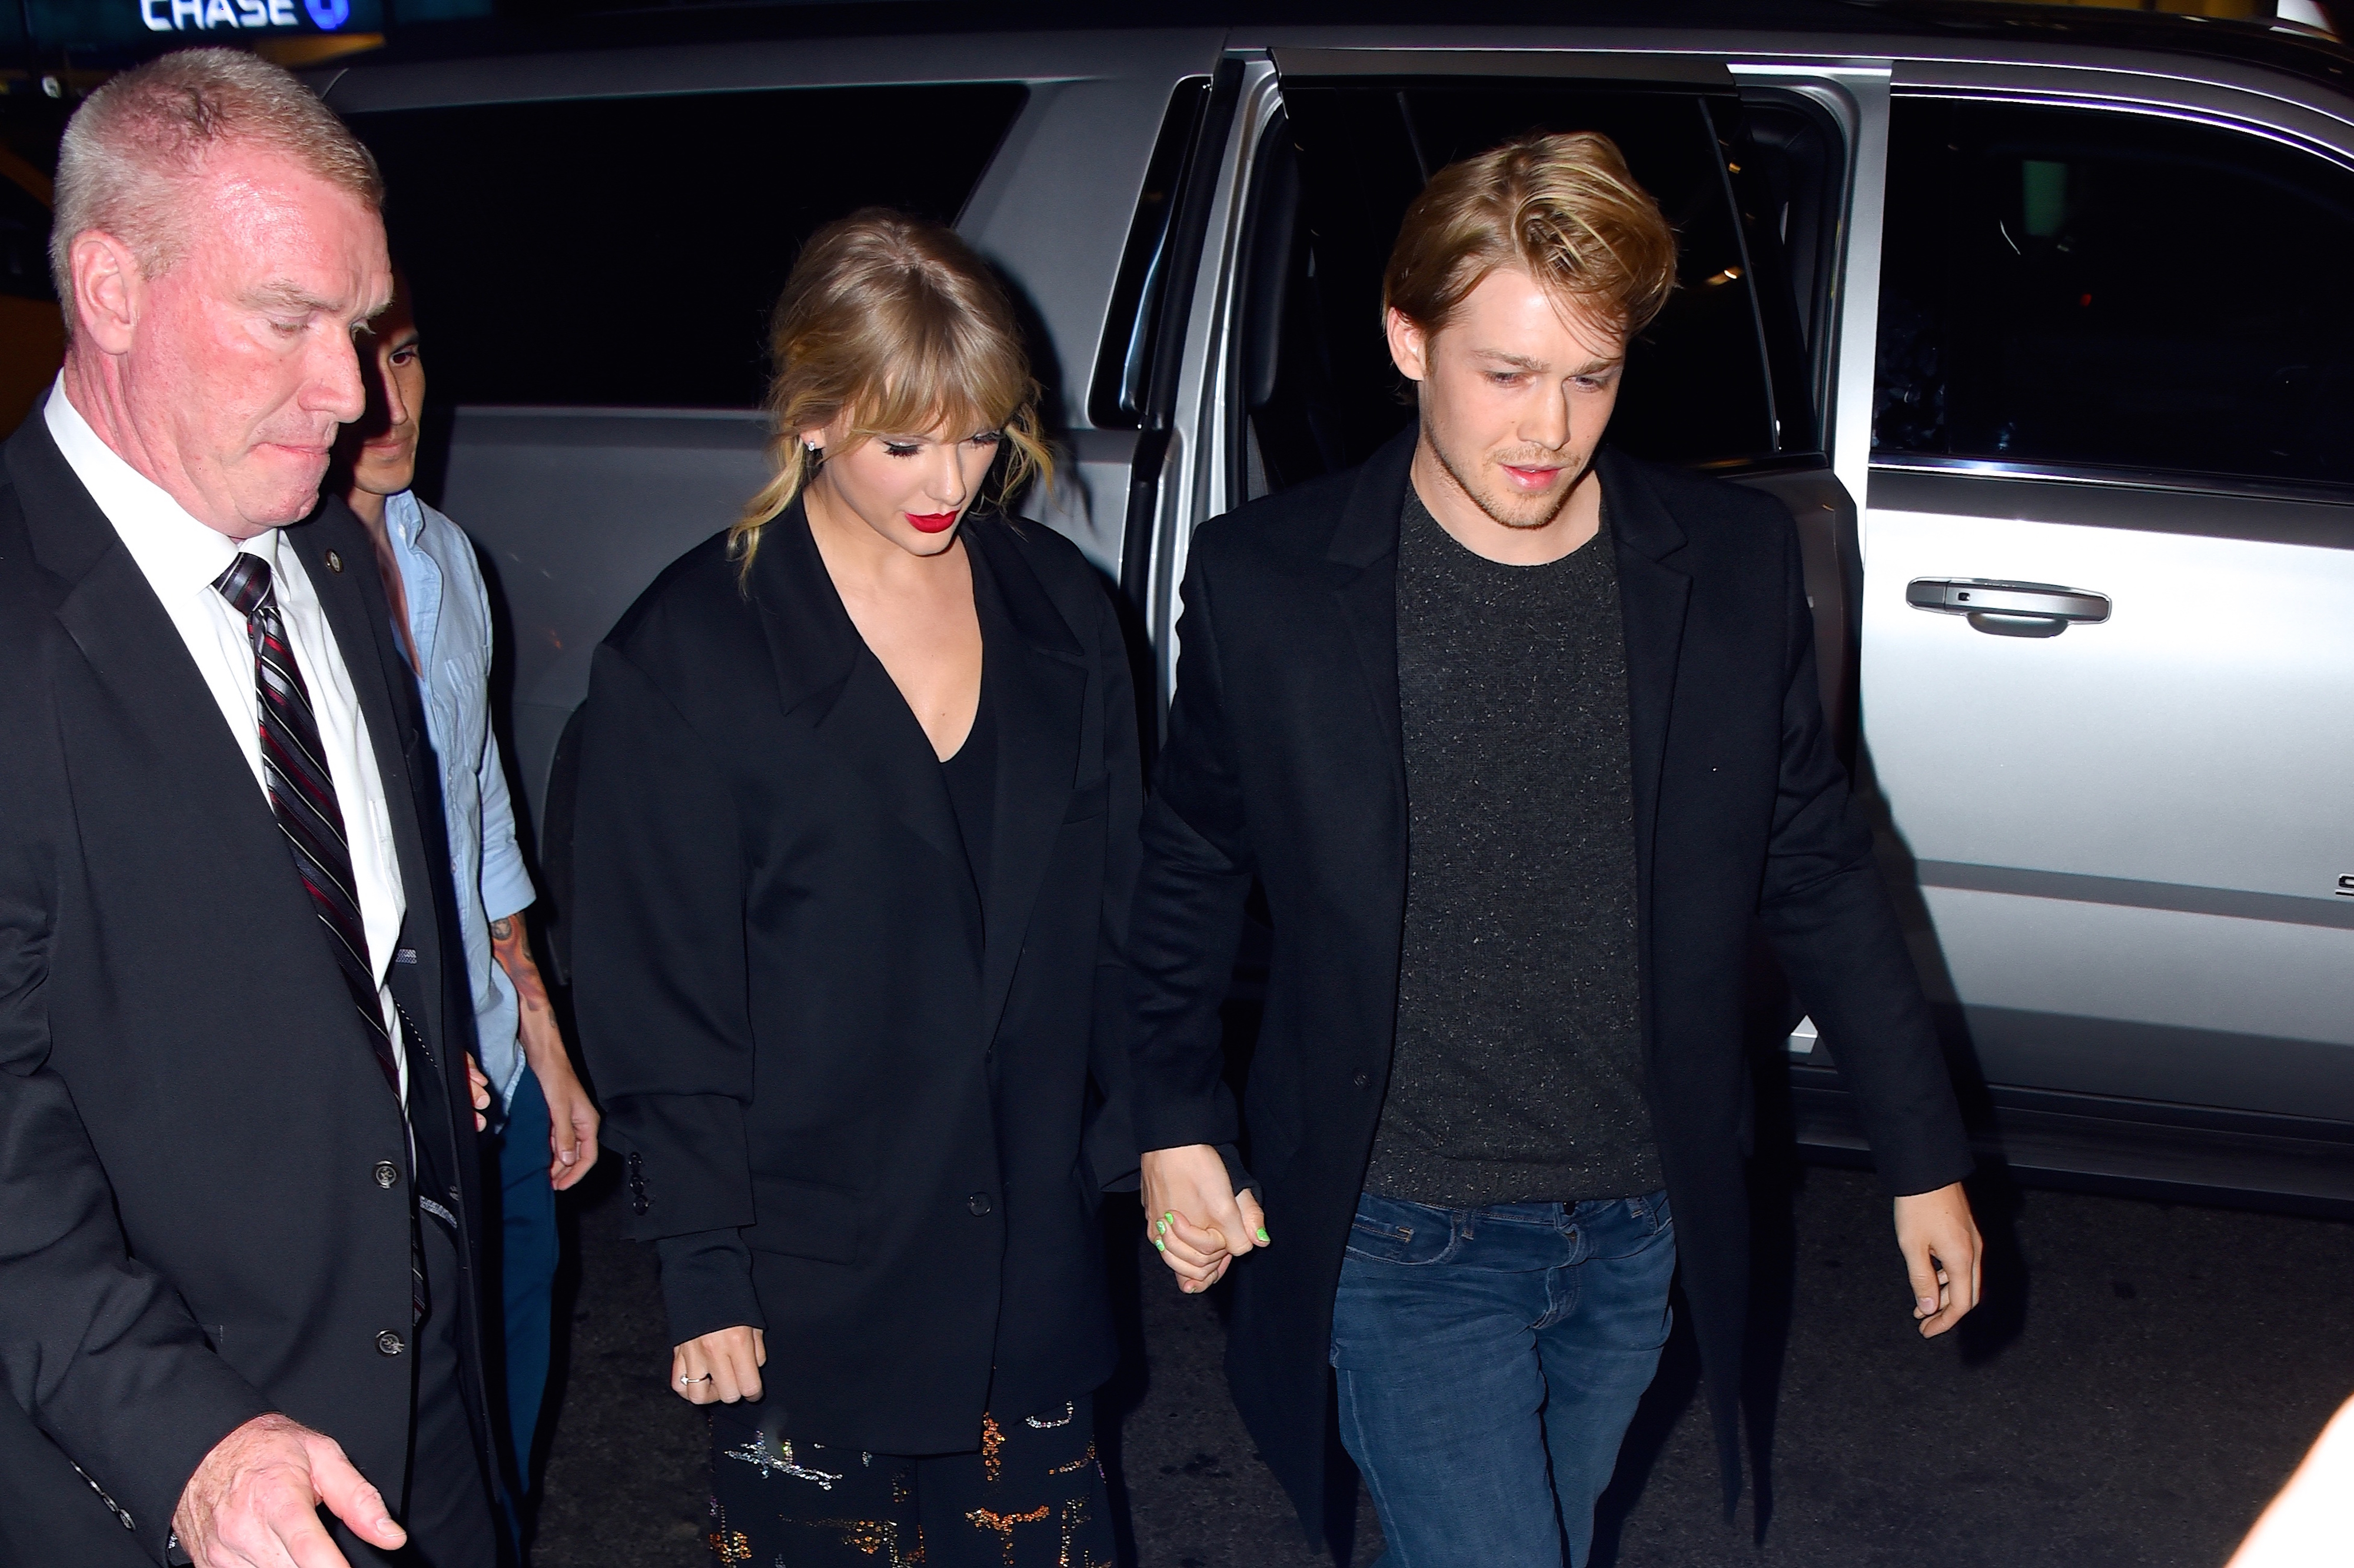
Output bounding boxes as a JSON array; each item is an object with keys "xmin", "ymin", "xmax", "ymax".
[
  {"xmin": 1876, "ymin": 97, "xmax": 2354, "ymax": 488},
  {"xmin": 1238, "ymin": 79, "xmax": 1813, "ymax": 500},
  {"xmin": 347, "ymin": 84, "xmax": 1027, "ymax": 410}
]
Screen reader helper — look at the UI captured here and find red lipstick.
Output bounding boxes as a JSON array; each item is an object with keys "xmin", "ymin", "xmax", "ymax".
[{"xmin": 906, "ymin": 511, "xmax": 959, "ymax": 534}]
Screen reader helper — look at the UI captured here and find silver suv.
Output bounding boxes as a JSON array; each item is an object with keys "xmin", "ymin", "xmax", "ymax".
[{"xmin": 315, "ymin": 5, "xmax": 2354, "ymax": 1209}]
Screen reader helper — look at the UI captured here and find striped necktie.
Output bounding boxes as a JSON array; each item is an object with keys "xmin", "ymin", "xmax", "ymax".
[{"xmin": 213, "ymin": 552, "xmax": 403, "ymax": 1097}]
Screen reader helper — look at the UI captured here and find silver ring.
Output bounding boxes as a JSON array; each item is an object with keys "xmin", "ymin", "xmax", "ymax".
[{"xmin": 680, "ymin": 1373, "xmax": 712, "ymax": 1386}]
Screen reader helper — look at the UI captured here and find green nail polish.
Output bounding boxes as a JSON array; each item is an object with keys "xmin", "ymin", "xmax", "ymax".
[
  {"xmin": 1156, "ymin": 1218, "xmax": 1168, "ymax": 1235},
  {"xmin": 1256, "ymin": 1227, "xmax": 1271, "ymax": 1244},
  {"xmin": 1152, "ymin": 1239, "xmax": 1165, "ymax": 1252}
]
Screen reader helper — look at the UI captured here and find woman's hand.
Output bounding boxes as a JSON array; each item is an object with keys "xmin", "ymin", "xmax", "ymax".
[
  {"xmin": 1140, "ymin": 1144, "xmax": 1268, "ymax": 1295},
  {"xmin": 672, "ymin": 1326, "xmax": 766, "ymax": 1405}
]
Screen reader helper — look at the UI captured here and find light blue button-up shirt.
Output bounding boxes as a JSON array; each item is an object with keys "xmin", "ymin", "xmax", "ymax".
[{"xmin": 384, "ymin": 489, "xmax": 538, "ymax": 1108}]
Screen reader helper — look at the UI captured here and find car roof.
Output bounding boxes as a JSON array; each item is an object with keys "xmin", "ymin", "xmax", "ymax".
[{"xmin": 350, "ymin": 0, "xmax": 2352, "ymax": 96}]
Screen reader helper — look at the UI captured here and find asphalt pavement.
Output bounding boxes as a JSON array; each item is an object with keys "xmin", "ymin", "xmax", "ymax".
[{"xmin": 531, "ymin": 1161, "xmax": 2353, "ymax": 1568}]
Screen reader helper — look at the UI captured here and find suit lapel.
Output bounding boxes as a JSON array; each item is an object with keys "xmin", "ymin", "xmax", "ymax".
[
  {"xmin": 969, "ymin": 524, "xmax": 1088, "ymax": 1047},
  {"xmin": 1323, "ymin": 425, "xmax": 1418, "ymax": 826},
  {"xmin": 1599, "ymin": 448, "xmax": 1692, "ymax": 934},
  {"xmin": 284, "ymin": 501, "xmax": 460, "ymax": 1084},
  {"xmin": 753, "ymin": 501, "xmax": 980, "ymax": 933},
  {"xmin": 8, "ymin": 418, "xmax": 304, "ymax": 911}
]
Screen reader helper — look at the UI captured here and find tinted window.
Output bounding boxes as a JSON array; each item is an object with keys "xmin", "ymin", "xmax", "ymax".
[
  {"xmin": 1241, "ymin": 79, "xmax": 1809, "ymax": 498},
  {"xmin": 1876, "ymin": 98, "xmax": 2354, "ymax": 487},
  {"xmin": 347, "ymin": 85, "xmax": 1027, "ymax": 409}
]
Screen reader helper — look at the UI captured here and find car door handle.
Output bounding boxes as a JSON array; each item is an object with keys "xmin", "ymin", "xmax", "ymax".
[{"xmin": 1905, "ymin": 578, "xmax": 2112, "ymax": 638}]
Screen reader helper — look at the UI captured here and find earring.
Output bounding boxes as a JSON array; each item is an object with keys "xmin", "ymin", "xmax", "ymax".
[{"xmin": 804, "ymin": 441, "xmax": 823, "ymax": 459}]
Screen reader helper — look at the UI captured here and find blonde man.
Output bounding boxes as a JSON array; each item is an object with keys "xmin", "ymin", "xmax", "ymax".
[
  {"xmin": 1130, "ymin": 131, "xmax": 1983, "ymax": 1566},
  {"xmin": 0, "ymin": 49, "xmax": 500, "ymax": 1568}
]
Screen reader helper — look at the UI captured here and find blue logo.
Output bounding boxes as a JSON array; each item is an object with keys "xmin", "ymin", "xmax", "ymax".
[{"xmin": 304, "ymin": 0, "xmax": 348, "ymax": 26}]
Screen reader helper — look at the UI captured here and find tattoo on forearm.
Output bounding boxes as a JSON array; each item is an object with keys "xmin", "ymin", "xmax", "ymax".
[{"xmin": 490, "ymin": 917, "xmax": 513, "ymax": 941}]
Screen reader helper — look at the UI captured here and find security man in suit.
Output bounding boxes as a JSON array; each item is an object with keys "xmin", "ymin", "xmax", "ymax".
[{"xmin": 0, "ymin": 49, "xmax": 501, "ymax": 1568}]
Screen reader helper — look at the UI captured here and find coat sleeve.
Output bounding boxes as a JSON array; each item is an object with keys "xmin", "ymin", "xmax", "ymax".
[
  {"xmin": 571, "ymin": 642, "xmax": 760, "ymax": 1286},
  {"xmin": 0, "ymin": 766, "xmax": 270, "ymax": 1564},
  {"xmin": 1128, "ymin": 548, "xmax": 1259, "ymax": 1156},
  {"xmin": 1753, "ymin": 525, "xmax": 1974, "ymax": 1198},
  {"xmin": 1082, "ymin": 584, "xmax": 1148, "ymax": 1195}
]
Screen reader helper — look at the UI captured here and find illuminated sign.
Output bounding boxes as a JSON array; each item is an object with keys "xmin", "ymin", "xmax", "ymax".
[
  {"xmin": 12, "ymin": 0, "xmax": 387, "ymax": 48},
  {"xmin": 138, "ymin": 0, "xmax": 372, "ymax": 32}
]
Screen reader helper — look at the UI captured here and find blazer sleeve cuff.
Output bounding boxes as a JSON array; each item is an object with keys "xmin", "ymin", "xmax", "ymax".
[
  {"xmin": 81, "ymin": 1357, "xmax": 273, "ymax": 1567},
  {"xmin": 653, "ymin": 1231, "xmax": 766, "ymax": 1348},
  {"xmin": 602, "ymin": 1093, "xmax": 757, "ymax": 1243}
]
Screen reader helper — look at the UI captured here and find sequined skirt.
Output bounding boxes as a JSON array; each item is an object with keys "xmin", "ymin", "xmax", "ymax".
[{"xmin": 706, "ymin": 1397, "xmax": 1115, "ymax": 1568}]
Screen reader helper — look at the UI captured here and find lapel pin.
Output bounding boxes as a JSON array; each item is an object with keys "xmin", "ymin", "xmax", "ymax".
[{"xmin": 324, "ymin": 549, "xmax": 344, "ymax": 574}]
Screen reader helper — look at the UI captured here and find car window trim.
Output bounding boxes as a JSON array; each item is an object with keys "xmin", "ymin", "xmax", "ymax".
[
  {"xmin": 1871, "ymin": 454, "xmax": 2354, "ymax": 518},
  {"xmin": 1877, "ymin": 89, "xmax": 2354, "ymax": 500}
]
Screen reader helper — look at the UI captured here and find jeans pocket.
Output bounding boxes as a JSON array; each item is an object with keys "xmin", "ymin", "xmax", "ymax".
[{"xmin": 1342, "ymin": 1197, "xmax": 1460, "ymax": 1266}]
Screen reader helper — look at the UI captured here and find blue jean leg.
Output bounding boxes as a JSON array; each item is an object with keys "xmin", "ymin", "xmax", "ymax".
[
  {"xmin": 496, "ymin": 1066, "xmax": 559, "ymax": 1495},
  {"xmin": 1329, "ymin": 1190, "xmax": 1675, "ymax": 1568},
  {"xmin": 1536, "ymin": 1191, "xmax": 1677, "ymax": 1567}
]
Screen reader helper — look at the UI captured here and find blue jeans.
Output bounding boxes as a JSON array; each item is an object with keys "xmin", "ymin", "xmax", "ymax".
[
  {"xmin": 494, "ymin": 1066, "xmax": 559, "ymax": 1502},
  {"xmin": 1329, "ymin": 1189, "xmax": 1676, "ymax": 1568}
]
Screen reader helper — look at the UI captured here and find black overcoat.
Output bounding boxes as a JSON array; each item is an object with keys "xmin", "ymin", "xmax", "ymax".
[
  {"xmin": 0, "ymin": 415, "xmax": 494, "ymax": 1566},
  {"xmin": 1128, "ymin": 427, "xmax": 1973, "ymax": 1542},
  {"xmin": 570, "ymin": 501, "xmax": 1142, "ymax": 1454}
]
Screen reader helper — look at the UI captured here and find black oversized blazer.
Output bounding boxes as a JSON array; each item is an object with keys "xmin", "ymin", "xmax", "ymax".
[
  {"xmin": 1129, "ymin": 427, "xmax": 1973, "ymax": 1541},
  {"xmin": 0, "ymin": 416, "xmax": 494, "ymax": 1566},
  {"xmin": 570, "ymin": 500, "xmax": 1142, "ymax": 1454}
]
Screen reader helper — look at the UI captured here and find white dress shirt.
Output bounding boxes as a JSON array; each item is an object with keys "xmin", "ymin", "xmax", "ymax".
[{"xmin": 45, "ymin": 380, "xmax": 409, "ymax": 1101}]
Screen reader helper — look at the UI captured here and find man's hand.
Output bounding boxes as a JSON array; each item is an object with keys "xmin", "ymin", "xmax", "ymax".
[
  {"xmin": 172, "ymin": 1412, "xmax": 403, "ymax": 1568},
  {"xmin": 1139, "ymin": 1144, "xmax": 1268, "ymax": 1295},
  {"xmin": 490, "ymin": 906, "xmax": 599, "ymax": 1188},
  {"xmin": 1893, "ymin": 1180, "xmax": 1982, "ymax": 1337},
  {"xmin": 673, "ymin": 1326, "xmax": 766, "ymax": 1405},
  {"xmin": 464, "ymin": 1054, "xmax": 490, "ymax": 1133},
  {"xmin": 533, "ymin": 1044, "xmax": 600, "ymax": 1191}
]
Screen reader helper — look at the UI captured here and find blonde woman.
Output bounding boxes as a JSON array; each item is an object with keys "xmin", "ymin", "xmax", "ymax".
[{"xmin": 572, "ymin": 210, "xmax": 1138, "ymax": 1567}]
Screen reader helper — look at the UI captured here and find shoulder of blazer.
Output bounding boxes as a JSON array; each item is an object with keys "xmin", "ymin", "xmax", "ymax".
[
  {"xmin": 601, "ymin": 525, "xmax": 759, "ymax": 668},
  {"xmin": 981, "ymin": 511, "xmax": 1115, "ymax": 642},
  {"xmin": 1186, "ymin": 462, "xmax": 1366, "ymax": 583},
  {"xmin": 1604, "ymin": 448, "xmax": 1794, "ymax": 565}
]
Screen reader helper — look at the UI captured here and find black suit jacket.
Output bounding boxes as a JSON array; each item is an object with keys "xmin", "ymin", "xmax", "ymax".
[
  {"xmin": 571, "ymin": 500, "xmax": 1142, "ymax": 1453},
  {"xmin": 1129, "ymin": 427, "xmax": 1973, "ymax": 1539},
  {"xmin": 0, "ymin": 416, "xmax": 493, "ymax": 1565}
]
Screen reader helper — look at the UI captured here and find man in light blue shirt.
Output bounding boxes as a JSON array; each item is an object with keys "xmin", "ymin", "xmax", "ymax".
[{"xmin": 338, "ymin": 277, "xmax": 599, "ymax": 1527}]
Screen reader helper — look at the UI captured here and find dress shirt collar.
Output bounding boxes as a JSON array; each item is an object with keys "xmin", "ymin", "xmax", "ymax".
[
  {"xmin": 43, "ymin": 377, "xmax": 271, "ymax": 592},
  {"xmin": 385, "ymin": 487, "xmax": 424, "ymax": 551}
]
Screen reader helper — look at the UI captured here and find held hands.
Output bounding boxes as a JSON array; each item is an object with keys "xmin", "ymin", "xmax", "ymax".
[
  {"xmin": 173, "ymin": 1412, "xmax": 401, "ymax": 1568},
  {"xmin": 1139, "ymin": 1144, "xmax": 1269, "ymax": 1294},
  {"xmin": 673, "ymin": 1326, "xmax": 766, "ymax": 1406},
  {"xmin": 1893, "ymin": 1180, "xmax": 1983, "ymax": 1337}
]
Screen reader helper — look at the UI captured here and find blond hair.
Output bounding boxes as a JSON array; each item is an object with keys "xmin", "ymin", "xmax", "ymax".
[
  {"xmin": 49, "ymin": 48, "xmax": 383, "ymax": 317},
  {"xmin": 1383, "ymin": 130, "xmax": 1677, "ymax": 339},
  {"xmin": 730, "ymin": 209, "xmax": 1050, "ymax": 574}
]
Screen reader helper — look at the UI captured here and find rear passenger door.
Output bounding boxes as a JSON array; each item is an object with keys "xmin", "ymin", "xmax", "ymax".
[{"xmin": 1864, "ymin": 89, "xmax": 2354, "ymax": 1123}]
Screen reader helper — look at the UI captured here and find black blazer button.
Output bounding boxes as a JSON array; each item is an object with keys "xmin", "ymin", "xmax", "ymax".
[
  {"xmin": 1352, "ymin": 1071, "xmax": 1369, "ymax": 1088},
  {"xmin": 967, "ymin": 1193, "xmax": 993, "ymax": 1216},
  {"xmin": 375, "ymin": 1330, "xmax": 405, "ymax": 1357},
  {"xmin": 373, "ymin": 1161, "xmax": 400, "ymax": 1189}
]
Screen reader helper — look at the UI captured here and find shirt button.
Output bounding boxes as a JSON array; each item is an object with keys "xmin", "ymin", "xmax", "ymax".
[
  {"xmin": 373, "ymin": 1161, "xmax": 400, "ymax": 1189},
  {"xmin": 1352, "ymin": 1071, "xmax": 1369, "ymax": 1088},
  {"xmin": 967, "ymin": 1193, "xmax": 993, "ymax": 1217},
  {"xmin": 375, "ymin": 1330, "xmax": 405, "ymax": 1357}
]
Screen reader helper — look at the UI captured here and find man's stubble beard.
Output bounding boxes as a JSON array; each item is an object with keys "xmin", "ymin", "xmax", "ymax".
[{"xmin": 1426, "ymin": 425, "xmax": 1581, "ymax": 533}]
